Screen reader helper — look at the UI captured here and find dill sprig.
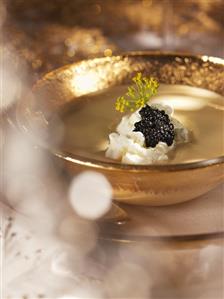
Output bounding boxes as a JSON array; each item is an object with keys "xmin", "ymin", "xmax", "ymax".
[{"xmin": 115, "ymin": 73, "xmax": 159, "ymax": 113}]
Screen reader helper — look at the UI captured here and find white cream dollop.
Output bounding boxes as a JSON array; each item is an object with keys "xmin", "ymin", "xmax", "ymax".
[{"xmin": 106, "ymin": 103, "xmax": 189, "ymax": 165}]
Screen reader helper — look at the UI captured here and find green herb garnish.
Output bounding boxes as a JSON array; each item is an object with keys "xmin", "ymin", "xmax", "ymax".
[{"xmin": 115, "ymin": 73, "xmax": 159, "ymax": 113}]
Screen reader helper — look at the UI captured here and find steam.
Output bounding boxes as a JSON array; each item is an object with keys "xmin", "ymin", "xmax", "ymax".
[{"xmin": 0, "ymin": 57, "xmax": 22, "ymax": 111}]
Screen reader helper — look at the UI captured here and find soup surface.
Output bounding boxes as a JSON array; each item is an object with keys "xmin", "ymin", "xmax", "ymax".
[{"xmin": 56, "ymin": 84, "xmax": 224, "ymax": 164}]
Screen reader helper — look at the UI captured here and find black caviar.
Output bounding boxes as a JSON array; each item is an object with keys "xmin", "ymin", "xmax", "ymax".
[{"xmin": 133, "ymin": 105, "xmax": 175, "ymax": 148}]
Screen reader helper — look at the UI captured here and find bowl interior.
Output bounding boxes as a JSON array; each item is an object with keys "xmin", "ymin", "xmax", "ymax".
[{"xmin": 55, "ymin": 84, "xmax": 223, "ymax": 166}]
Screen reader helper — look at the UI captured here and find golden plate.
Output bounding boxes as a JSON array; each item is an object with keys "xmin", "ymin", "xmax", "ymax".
[{"xmin": 17, "ymin": 52, "xmax": 224, "ymax": 206}]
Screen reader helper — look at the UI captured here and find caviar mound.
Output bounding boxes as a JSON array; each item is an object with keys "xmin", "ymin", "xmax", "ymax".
[{"xmin": 133, "ymin": 105, "xmax": 175, "ymax": 148}]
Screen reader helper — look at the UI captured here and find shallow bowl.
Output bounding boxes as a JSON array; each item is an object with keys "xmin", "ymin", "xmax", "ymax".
[{"xmin": 17, "ymin": 52, "xmax": 224, "ymax": 205}]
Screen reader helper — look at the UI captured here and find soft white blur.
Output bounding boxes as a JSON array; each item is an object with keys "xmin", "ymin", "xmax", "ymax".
[
  {"xmin": 105, "ymin": 262, "xmax": 151, "ymax": 298},
  {"xmin": 60, "ymin": 297, "xmax": 80, "ymax": 299},
  {"xmin": 58, "ymin": 216, "xmax": 98, "ymax": 256},
  {"xmin": 4, "ymin": 129, "xmax": 65, "ymax": 230},
  {"xmin": 0, "ymin": 60, "xmax": 22, "ymax": 111},
  {"xmin": 68, "ymin": 171, "xmax": 112, "ymax": 220}
]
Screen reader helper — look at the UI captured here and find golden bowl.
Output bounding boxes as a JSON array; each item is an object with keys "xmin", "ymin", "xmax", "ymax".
[{"xmin": 17, "ymin": 52, "xmax": 224, "ymax": 206}]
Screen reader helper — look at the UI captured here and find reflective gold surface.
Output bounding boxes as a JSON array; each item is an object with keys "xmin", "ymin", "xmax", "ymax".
[{"xmin": 17, "ymin": 52, "xmax": 224, "ymax": 205}]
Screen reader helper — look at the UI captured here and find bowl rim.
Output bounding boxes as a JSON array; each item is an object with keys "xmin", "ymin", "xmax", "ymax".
[
  {"xmin": 18, "ymin": 51, "xmax": 224, "ymax": 172},
  {"xmin": 99, "ymin": 230, "xmax": 224, "ymax": 246}
]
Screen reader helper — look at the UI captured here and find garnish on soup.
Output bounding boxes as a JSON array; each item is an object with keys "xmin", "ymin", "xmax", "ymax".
[{"xmin": 106, "ymin": 73, "xmax": 189, "ymax": 164}]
